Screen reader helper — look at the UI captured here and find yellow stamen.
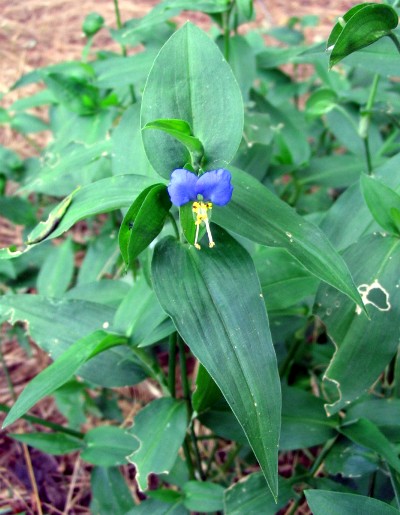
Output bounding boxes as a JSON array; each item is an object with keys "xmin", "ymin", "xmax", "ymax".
[{"xmin": 192, "ymin": 201, "xmax": 214, "ymax": 249}]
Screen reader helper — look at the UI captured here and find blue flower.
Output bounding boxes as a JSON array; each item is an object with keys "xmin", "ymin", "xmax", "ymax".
[{"xmin": 167, "ymin": 168, "xmax": 233, "ymax": 249}]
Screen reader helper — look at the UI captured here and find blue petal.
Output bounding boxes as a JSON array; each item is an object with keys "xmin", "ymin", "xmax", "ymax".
[
  {"xmin": 167, "ymin": 169, "xmax": 198, "ymax": 206},
  {"xmin": 196, "ymin": 169, "xmax": 233, "ymax": 205}
]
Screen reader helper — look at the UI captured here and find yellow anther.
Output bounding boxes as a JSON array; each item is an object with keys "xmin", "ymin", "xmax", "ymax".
[{"xmin": 192, "ymin": 201, "xmax": 215, "ymax": 250}]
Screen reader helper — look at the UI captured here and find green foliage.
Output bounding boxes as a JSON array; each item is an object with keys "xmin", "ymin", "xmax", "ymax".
[{"xmin": 1, "ymin": 0, "xmax": 400, "ymax": 512}]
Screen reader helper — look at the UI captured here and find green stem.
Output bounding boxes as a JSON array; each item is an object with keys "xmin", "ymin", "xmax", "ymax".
[
  {"xmin": 363, "ymin": 138, "xmax": 373, "ymax": 175},
  {"xmin": 359, "ymin": 73, "xmax": 380, "ymax": 175},
  {"xmin": 0, "ymin": 404, "xmax": 83, "ymax": 438},
  {"xmin": 177, "ymin": 335, "xmax": 205, "ymax": 480},
  {"xmin": 286, "ymin": 436, "xmax": 338, "ymax": 515},
  {"xmin": 222, "ymin": 7, "xmax": 232, "ymax": 61},
  {"xmin": 168, "ymin": 333, "xmax": 177, "ymax": 398},
  {"xmin": 168, "ymin": 213, "xmax": 180, "ymax": 242},
  {"xmin": 279, "ymin": 333, "xmax": 307, "ymax": 379},
  {"xmin": 0, "ymin": 347, "xmax": 16, "ymax": 401},
  {"xmin": 132, "ymin": 347, "xmax": 170, "ymax": 396},
  {"xmin": 388, "ymin": 465, "xmax": 400, "ymax": 509},
  {"xmin": 388, "ymin": 32, "xmax": 400, "ymax": 55},
  {"xmin": 112, "ymin": 0, "xmax": 136, "ymax": 103},
  {"xmin": 183, "ymin": 439, "xmax": 196, "ymax": 480}
]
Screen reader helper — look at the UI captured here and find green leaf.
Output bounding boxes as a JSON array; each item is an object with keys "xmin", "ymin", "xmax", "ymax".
[
  {"xmin": 10, "ymin": 432, "xmax": 84, "ymax": 455},
  {"xmin": 192, "ymin": 364, "xmax": 223, "ymax": 415},
  {"xmin": 212, "ymin": 167, "xmax": 363, "ymax": 309},
  {"xmin": 281, "ymin": 385, "xmax": 338, "ymax": 451},
  {"xmin": 320, "ymin": 154, "xmax": 400, "ymax": 251},
  {"xmin": 0, "ymin": 196, "xmax": 37, "ymax": 225},
  {"xmin": 224, "ymin": 473, "xmax": 294, "ymax": 514},
  {"xmin": 305, "ymin": 490, "xmax": 400, "ymax": 515},
  {"xmin": 90, "ymin": 467, "xmax": 135, "ymax": 515},
  {"xmin": 0, "ymin": 295, "xmax": 146, "ymax": 387},
  {"xmin": 111, "ymin": 104, "xmax": 157, "ymax": 179},
  {"xmin": 143, "ymin": 119, "xmax": 204, "ymax": 157},
  {"xmin": 361, "ymin": 174, "xmax": 400, "ymax": 234},
  {"xmin": 125, "ymin": 498, "xmax": 187, "ymax": 515},
  {"xmin": 141, "ymin": 22, "xmax": 243, "ymax": 178},
  {"xmin": 253, "ymin": 247, "xmax": 319, "ymax": 313},
  {"xmin": 77, "ymin": 232, "xmax": 119, "ymax": 285},
  {"xmin": 127, "ymin": 398, "xmax": 187, "ymax": 491},
  {"xmin": 152, "ymin": 230, "xmax": 281, "ymax": 499},
  {"xmin": 81, "ymin": 426, "xmax": 139, "ymax": 467},
  {"xmin": 27, "ymin": 189, "xmax": 77, "ymax": 244},
  {"xmin": 327, "ymin": 4, "xmax": 399, "ymax": 68},
  {"xmin": 113, "ymin": 277, "xmax": 170, "ymax": 346},
  {"xmin": 314, "ymin": 234, "xmax": 400, "ymax": 415},
  {"xmin": 36, "ymin": 239, "xmax": 74, "ymax": 297},
  {"xmin": 340, "ymin": 418, "xmax": 400, "ymax": 473},
  {"xmin": 347, "ymin": 398, "xmax": 400, "ymax": 442},
  {"xmin": 43, "ymin": 73, "xmax": 101, "ymax": 115},
  {"xmin": 119, "ymin": 184, "xmax": 171, "ymax": 268},
  {"xmin": 0, "ymin": 175, "xmax": 155, "ymax": 258},
  {"xmin": 3, "ymin": 331, "xmax": 126, "ymax": 428},
  {"xmin": 182, "ymin": 481, "xmax": 224, "ymax": 512}
]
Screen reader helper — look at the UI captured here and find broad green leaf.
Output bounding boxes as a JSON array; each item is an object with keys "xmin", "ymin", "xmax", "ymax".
[
  {"xmin": 212, "ymin": 167, "xmax": 363, "ymax": 309},
  {"xmin": 192, "ymin": 364, "xmax": 223, "ymax": 415},
  {"xmin": 77, "ymin": 232, "xmax": 119, "ymax": 285},
  {"xmin": 10, "ymin": 113, "xmax": 48, "ymax": 134},
  {"xmin": 42, "ymin": 73, "xmax": 101, "ymax": 115},
  {"xmin": 65, "ymin": 280, "xmax": 130, "ymax": 308},
  {"xmin": 250, "ymin": 91, "xmax": 310, "ymax": 165},
  {"xmin": 27, "ymin": 189, "xmax": 77, "ymax": 244},
  {"xmin": 221, "ymin": 35, "xmax": 256, "ymax": 101},
  {"xmin": 340, "ymin": 418, "xmax": 400, "ymax": 473},
  {"xmin": 111, "ymin": 104, "xmax": 157, "ymax": 179},
  {"xmin": 182, "ymin": 481, "xmax": 224, "ymax": 513},
  {"xmin": 361, "ymin": 174, "xmax": 400, "ymax": 234},
  {"xmin": 298, "ymin": 154, "xmax": 365, "ymax": 189},
  {"xmin": 141, "ymin": 22, "xmax": 243, "ymax": 178},
  {"xmin": 152, "ymin": 230, "xmax": 281, "ymax": 499},
  {"xmin": 36, "ymin": 239, "xmax": 74, "ymax": 297},
  {"xmin": 315, "ymin": 234, "xmax": 400, "ymax": 415},
  {"xmin": 21, "ymin": 140, "xmax": 112, "ymax": 195},
  {"xmin": 253, "ymin": 247, "xmax": 319, "ymax": 312},
  {"xmin": 324, "ymin": 439, "xmax": 378, "ymax": 478},
  {"xmin": 0, "ymin": 175, "xmax": 155, "ymax": 258},
  {"xmin": 224, "ymin": 473, "xmax": 294, "ymax": 515},
  {"xmin": 347, "ymin": 398, "xmax": 400, "ymax": 442},
  {"xmin": 10, "ymin": 432, "xmax": 84, "ymax": 455},
  {"xmin": 0, "ymin": 295, "xmax": 146, "ymax": 387},
  {"xmin": 143, "ymin": 119, "xmax": 204, "ymax": 156},
  {"xmin": 93, "ymin": 51, "xmax": 158, "ymax": 89},
  {"xmin": 125, "ymin": 498, "xmax": 187, "ymax": 515},
  {"xmin": 113, "ymin": 277, "xmax": 169, "ymax": 346},
  {"xmin": 0, "ymin": 196, "xmax": 36, "ymax": 225},
  {"xmin": 327, "ymin": 4, "xmax": 398, "ymax": 68},
  {"xmin": 81, "ymin": 426, "xmax": 139, "ymax": 467},
  {"xmin": 305, "ymin": 490, "xmax": 400, "ymax": 515},
  {"xmin": 119, "ymin": 184, "xmax": 171, "ymax": 267},
  {"xmin": 3, "ymin": 331, "xmax": 126, "ymax": 428},
  {"xmin": 341, "ymin": 36, "xmax": 400, "ymax": 77},
  {"xmin": 320, "ymin": 153, "xmax": 400, "ymax": 250},
  {"xmin": 127, "ymin": 398, "xmax": 187, "ymax": 491},
  {"xmin": 90, "ymin": 467, "xmax": 135, "ymax": 515},
  {"xmin": 280, "ymin": 385, "xmax": 338, "ymax": 451}
]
